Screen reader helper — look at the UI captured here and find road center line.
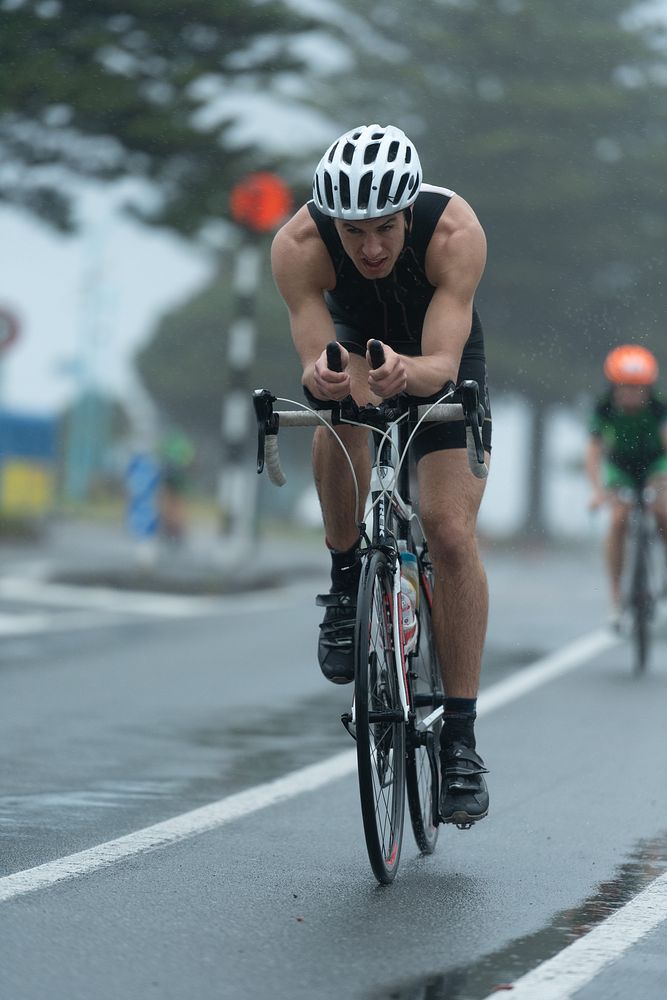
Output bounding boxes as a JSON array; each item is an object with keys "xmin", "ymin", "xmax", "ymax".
[
  {"xmin": 480, "ymin": 870, "xmax": 667, "ymax": 1000},
  {"xmin": 0, "ymin": 624, "xmax": 619, "ymax": 904}
]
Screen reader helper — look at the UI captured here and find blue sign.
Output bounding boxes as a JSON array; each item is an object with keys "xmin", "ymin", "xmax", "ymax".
[{"xmin": 126, "ymin": 453, "xmax": 160, "ymax": 538}]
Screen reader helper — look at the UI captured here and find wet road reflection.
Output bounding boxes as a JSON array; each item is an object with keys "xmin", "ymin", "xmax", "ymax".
[{"xmin": 367, "ymin": 831, "xmax": 667, "ymax": 999}]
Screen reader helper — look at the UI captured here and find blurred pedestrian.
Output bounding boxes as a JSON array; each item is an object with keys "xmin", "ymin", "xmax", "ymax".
[{"xmin": 158, "ymin": 429, "xmax": 195, "ymax": 543}]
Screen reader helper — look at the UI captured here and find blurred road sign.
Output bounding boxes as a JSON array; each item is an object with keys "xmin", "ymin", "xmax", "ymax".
[
  {"xmin": 0, "ymin": 307, "xmax": 20, "ymax": 353},
  {"xmin": 229, "ymin": 173, "xmax": 293, "ymax": 233}
]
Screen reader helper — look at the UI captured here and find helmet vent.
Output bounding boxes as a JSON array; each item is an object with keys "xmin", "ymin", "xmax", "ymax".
[
  {"xmin": 358, "ymin": 171, "xmax": 373, "ymax": 209},
  {"xmin": 327, "ymin": 141, "xmax": 338, "ymax": 164},
  {"xmin": 393, "ymin": 173, "xmax": 408, "ymax": 204},
  {"xmin": 405, "ymin": 147, "xmax": 412, "ymax": 163},
  {"xmin": 364, "ymin": 142, "xmax": 381, "ymax": 165},
  {"xmin": 377, "ymin": 171, "xmax": 394, "ymax": 210},
  {"xmin": 324, "ymin": 171, "xmax": 335, "ymax": 210},
  {"xmin": 371, "ymin": 132, "xmax": 384, "ymax": 140},
  {"xmin": 342, "ymin": 142, "xmax": 356, "ymax": 165},
  {"xmin": 339, "ymin": 173, "xmax": 351, "ymax": 210},
  {"xmin": 387, "ymin": 141, "xmax": 399, "ymax": 162}
]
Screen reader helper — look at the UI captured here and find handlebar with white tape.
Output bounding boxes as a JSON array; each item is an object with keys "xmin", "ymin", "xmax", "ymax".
[{"xmin": 259, "ymin": 403, "xmax": 487, "ymax": 486}]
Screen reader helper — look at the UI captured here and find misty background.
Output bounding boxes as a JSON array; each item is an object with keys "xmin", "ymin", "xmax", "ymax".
[{"xmin": 1, "ymin": 0, "xmax": 666, "ymax": 546}]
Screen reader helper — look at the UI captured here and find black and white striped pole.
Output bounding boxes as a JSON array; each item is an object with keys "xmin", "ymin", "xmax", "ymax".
[{"xmin": 219, "ymin": 173, "xmax": 292, "ymax": 560}]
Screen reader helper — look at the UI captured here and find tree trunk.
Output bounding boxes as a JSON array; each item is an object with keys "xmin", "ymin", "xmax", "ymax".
[{"xmin": 523, "ymin": 401, "xmax": 549, "ymax": 540}]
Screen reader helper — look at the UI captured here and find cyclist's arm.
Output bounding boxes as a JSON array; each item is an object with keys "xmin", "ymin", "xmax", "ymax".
[
  {"xmin": 271, "ymin": 214, "xmax": 351, "ymax": 401},
  {"xmin": 369, "ymin": 201, "xmax": 486, "ymax": 398}
]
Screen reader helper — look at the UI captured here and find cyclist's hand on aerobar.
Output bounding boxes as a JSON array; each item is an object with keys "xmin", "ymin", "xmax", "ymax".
[
  {"xmin": 311, "ymin": 343, "xmax": 352, "ymax": 401},
  {"xmin": 366, "ymin": 341, "xmax": 407, "ymax": 398}
]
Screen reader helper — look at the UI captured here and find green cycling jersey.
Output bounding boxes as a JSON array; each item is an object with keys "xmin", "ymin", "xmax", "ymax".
[{"xmin": 590, "ymin": 392, "xmax": 667, "ymax": 485}]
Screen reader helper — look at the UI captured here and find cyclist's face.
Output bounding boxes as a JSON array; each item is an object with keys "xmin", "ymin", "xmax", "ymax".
[
  {"xmin": 613, "ymin": 385, "xmax": 650, "ymax": 411},
  {"xmin": 334, "ymin": 213, "xmax": 408, "ymax": 279}
]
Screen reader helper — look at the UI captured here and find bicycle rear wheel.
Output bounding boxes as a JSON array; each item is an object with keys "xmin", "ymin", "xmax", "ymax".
[
  {"xmin": 354, "ymin": 549, "xmax": 405, "ymax": 885},
  {"xmin": 405, "ymin": 556, "xmax": 442, "ymax": 853}
]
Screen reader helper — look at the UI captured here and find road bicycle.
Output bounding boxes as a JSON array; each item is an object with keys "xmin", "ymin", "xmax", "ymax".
[
  {"xmin": 619, "ymin": 485, "xmax": 663, "ymax": 675},
  {"xmin": 252, "ymin": 340, "xmax": 487, "ymax": 884}
]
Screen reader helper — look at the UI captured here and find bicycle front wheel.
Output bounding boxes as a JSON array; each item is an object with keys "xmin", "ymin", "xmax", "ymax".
[
  {"xmin": 354, "ymin": 549, "xmax": 405, "ymax": 885},
  {"xmin": 405, "ymin": 569, "xmax": 442, "ymax": 854}
]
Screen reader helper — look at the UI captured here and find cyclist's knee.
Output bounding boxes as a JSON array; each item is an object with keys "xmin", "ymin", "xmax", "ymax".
[{"xmin": 423, "ymin": 517, "xmax": 478, "ymax": 571}]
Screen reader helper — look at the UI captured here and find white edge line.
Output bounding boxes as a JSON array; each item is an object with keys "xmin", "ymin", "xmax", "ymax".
[
  {"xmin": 481, "ymin": 870, "xmax": 667, "ymax": 1000},
  {"xmin": 477, "ymin": 628, "xmax": 621, "ymax": 716},
  {"xmin": 0, "ymin": 577, "xmax": 321, "ymax": 620},
  {"xmin": 0, "ymin": 624, "xmax": 620, "ymax": 904},
  {"xmin": 0, "ymin": 750, "xmax": 356, "ymax": 903}
]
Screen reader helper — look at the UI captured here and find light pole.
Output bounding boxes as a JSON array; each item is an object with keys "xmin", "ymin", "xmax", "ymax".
[{"xmin": 218, "ymin": 173, "xmax": 293, "ymax": 563}]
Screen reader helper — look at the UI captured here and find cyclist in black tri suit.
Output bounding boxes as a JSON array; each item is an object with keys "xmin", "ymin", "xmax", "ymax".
[{"xmin": 272, "ymin": 124, "xmax": 492, "ymax": 827}]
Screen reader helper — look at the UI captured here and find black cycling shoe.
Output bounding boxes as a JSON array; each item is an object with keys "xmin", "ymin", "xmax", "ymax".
[
  {"xmin": 439, "ymin": 740, "xmax": 489, "ymax": 828},
  {"xmin": 316, "ymin": 591, "xmax": 356, "ymax": 684}
]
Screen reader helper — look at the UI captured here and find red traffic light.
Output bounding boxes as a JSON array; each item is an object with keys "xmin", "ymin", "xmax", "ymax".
[{"xmin": 229, "ymin": 172, "xmax": 293, "ymax": 233}]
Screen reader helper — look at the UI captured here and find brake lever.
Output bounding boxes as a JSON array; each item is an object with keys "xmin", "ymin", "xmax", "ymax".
[
  {"xmin": 459, "ymin": 380, "xmax": 485, "ymax": 464},
  {"xmin": 252, "ymin": 389, "xmax": 279, "ymax": 474}
]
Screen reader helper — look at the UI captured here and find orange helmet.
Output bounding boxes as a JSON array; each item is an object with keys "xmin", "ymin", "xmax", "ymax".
[{"xmin": 603, "ymin": 344, "xmax": 658, "ymax": 385}]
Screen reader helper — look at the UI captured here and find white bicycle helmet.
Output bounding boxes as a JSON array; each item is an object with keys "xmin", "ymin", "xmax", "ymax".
[{"xmin": 312, "ymin": 124, "xmax": 422, "ymax": 220}]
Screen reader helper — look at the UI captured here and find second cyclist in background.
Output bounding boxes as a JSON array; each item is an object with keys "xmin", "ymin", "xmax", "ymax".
[{"xmin": 586, "ymin": 344, "xmax": 667, "ymax": 625}]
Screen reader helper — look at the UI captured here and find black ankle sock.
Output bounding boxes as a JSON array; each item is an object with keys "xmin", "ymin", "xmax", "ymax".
[
  {"xmin": 441, "ymin": 697, "xmax": 477, "ymax": 751},
  {"xmin": 329, "ymin": 539, "xmax": 361, "ymax": 592}
]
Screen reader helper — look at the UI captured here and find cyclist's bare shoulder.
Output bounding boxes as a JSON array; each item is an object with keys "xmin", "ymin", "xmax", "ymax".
[
  {"xmin": 422, "ymin": 185, "xmax": 486, "ymax": 290},
  {"xmin": 271, "ymin": 204, "xmax": 335, "ymax": 296}
]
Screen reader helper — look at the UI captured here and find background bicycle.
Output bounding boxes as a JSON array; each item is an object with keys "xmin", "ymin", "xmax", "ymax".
[{"xmin": 618, "ymin": 485, "xmax": 665, "ymax": 675}]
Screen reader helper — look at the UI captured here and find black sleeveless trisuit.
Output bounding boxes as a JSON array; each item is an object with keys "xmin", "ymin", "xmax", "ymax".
[{"xmin": 307, "ymin": 188, "xmax": 492, "ymax": 460}]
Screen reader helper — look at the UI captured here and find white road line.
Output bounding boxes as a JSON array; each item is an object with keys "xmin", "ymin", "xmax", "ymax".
[
  {"xmin": 0, "ymin": 751, "xmax": 356, "ymax": 903},
  {"xmin": 0, "ymin": 577, "xmax": 224, "ymax": 617},
  {"xmin": 0, "ymin": 576, "xmax": 319, "ymax": 624},
  {"xmin": 0, "ymin": 623, "xmax": 619, "ymax": 903},
  {"xmin": 0, "ymin": 611, "xmax": 121, "ymax": 636},
  {"xmin": 480, "ymin": 870, "xmax": 667, "ymax": 1000},
  {"xmin": 477, "ymin": 628, "xmax": 621, "ymax": 715}
]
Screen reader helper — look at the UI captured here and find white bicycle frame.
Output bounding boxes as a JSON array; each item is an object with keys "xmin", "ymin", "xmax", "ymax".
[{"xmin": 253, "ymin": 388, "xmax": 488, "ymax": 733}]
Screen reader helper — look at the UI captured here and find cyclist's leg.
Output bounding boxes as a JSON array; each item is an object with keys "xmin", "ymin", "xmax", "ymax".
[
  {"xmin": 312, "ymin": 349, "xmax": 376, "ymax": 683},
  {"xmin": 417, "ymin": 444, "xmax": 491, "ymax": 825},
  {"xmin": 603, "ymin": 463, "xmax": 634, "ymax": 613},
  {"xmin": 417, "ymin": 447, "xmax": 489, "ymax": 701},
  {"xmin": 312, "ymin": 350, "xmax": 375, "ymax": 550}
]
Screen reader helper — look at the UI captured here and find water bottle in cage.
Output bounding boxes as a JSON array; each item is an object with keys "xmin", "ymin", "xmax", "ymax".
[{"xmin": 398, "ymin": 545, "xmax": 419, "ymax": 654}]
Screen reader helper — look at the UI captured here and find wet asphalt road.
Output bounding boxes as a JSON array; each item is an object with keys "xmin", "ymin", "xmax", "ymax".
[{"xmin": 1, "ymin": 540, "xmax": 667, "ymax": 999}]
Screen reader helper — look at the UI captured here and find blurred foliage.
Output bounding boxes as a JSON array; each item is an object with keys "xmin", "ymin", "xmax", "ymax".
[
  {"xmin": 0, "ymin": 0, "xmax": 320, "ymax": 234},
  {"xmin": 135, "ymin": 239, "xmax": 303, "ymax": 447},
  {"xmin": 316, "ymin": 0, "xmax": 667, "ymax": 401},
  {"xmin": 7, "ymin": 0, "xmax": 667, "ymax": 434}
]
